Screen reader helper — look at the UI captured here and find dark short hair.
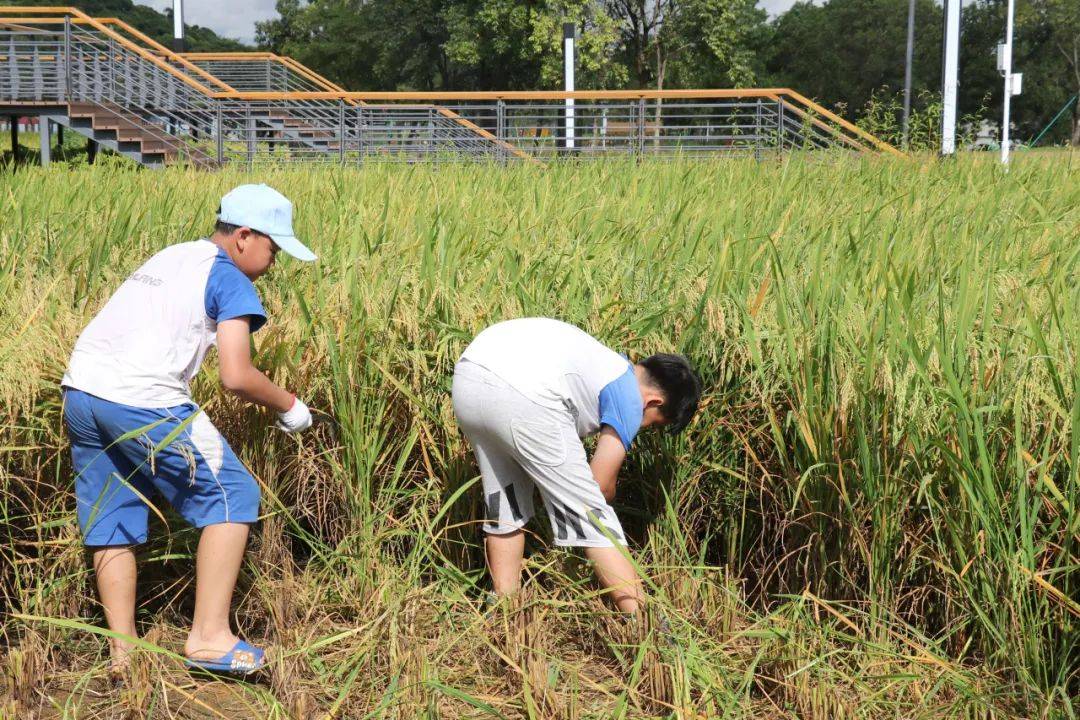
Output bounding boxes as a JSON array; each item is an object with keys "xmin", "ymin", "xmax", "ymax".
[
  {"xmin": 215, "ymin": 218, "xmax": 270, "ymax": 239},
  {"xmin": 639, "ymin": 353, "xmax": 702, "ymax": 434},
  {"xmin": 214, "ymin": 219, "xmax": 242, "ymax": 236}
]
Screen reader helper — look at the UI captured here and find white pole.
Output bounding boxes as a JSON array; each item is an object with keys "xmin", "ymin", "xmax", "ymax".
[
  {"xmin": 940, "ymin": 0, "xmax": 961, "ymax": 156},
  {"xmin": 173, "ymin": 0, "xmax": 185, "ymax": 52},
  {"xmin": 1000, "ymin": 0, "xmax": 1015, "ymax": 164},
  {"xmin": 563, "ymin": 23, "xmax": 575, "ymax": 152},
  {"xmin": 901, "ymin": 0, "xmax": 916, "ymax": 148}
]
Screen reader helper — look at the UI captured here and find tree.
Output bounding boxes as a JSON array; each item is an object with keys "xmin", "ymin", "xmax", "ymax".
[
  {"xmin": 764, "ymin": 0, "xmax": 942, "ymax": 115},
  {"xmin": 605, "ymin": 0, "xmax": 666, "ymax": 87},
  {"xmin": 442, "ymin": 0, "xmax": 626, "ymax": 89},
  {"xmin": 252, "ymin": 0, "xmax": 1076, "ymax": 143},
  {"xmin": 662, "ymin": 0, "xmax": 768, "ymax": 88},
  {"xmin": 258, "ymin": 0, "xmax": 626, "ymax": 90},
  {"xmin": 1028, "ymin": 0, "xmax": 1080, "ymax": 143},
  {"xmin": 954, "ymin": 0, "xmax": 1078, "ymax": 145},
  {"xmin": 257, "ymin": 0, "xmax": 453, "ymax": 90},
  {"xmin": 604, "ymin": 0, "xmax": 766, "ymax": 89}
]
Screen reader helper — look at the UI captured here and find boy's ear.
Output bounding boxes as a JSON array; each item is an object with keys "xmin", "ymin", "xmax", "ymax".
[
  {"xmin": 234, "ymin": 227, "xmax": 253, "ymax": 251},
  {"xmin": 645, "ymin": 396, "xmax": 665, "ymax": 411}
]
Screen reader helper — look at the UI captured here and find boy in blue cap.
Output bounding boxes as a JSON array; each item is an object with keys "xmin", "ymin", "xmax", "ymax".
[{"xmin": 61, "ymin": 184, "xmax": 316, "ymax": 675}]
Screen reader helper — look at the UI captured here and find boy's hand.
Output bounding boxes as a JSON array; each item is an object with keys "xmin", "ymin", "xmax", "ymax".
[{"xmin": 277, "ymin": 397, "xmax": 313, "ymax": 433}]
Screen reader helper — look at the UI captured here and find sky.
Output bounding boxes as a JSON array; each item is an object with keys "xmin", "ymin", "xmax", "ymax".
[
  {"xmin": 138, "ymin": 0, "xmax": 801, "ymax": 45},
  {"xmin": 136, "ymin": 0, "xmax": 279, "ymax": 44}
]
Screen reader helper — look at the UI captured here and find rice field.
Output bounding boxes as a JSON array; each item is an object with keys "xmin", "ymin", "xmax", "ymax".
[{"xmin": 0, "ymin": 153, "xmax": 1077, "ymax": 719}]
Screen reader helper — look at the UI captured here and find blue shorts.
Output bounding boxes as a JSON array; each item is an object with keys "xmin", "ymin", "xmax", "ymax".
[{"xmin": 63, "ymin": 388, "xmax": 260, "ymax": 546}]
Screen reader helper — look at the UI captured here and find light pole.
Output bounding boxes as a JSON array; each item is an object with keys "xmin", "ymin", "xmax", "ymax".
[
  {"xmin": 940, "ymin": 0, "xmax": 961, "ymax": 156},
  {"xmin": 563, "ymin": 22, "xmax": 576, "ymax": 152},
  {"xmin": 902, "ymin": 0, "xmax": 916, "ymax": 148},
  {"xmin": 173, "ymin": 0, "xmax": 185, "ymax": 52},
  {"xmin": 999, "ymin": 0, "xmax": 1021, "ymax": 164}
]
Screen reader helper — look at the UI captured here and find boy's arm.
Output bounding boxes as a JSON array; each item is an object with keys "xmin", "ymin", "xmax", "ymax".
[
  {"xmin": 216, "ymin": 317, "xmax": 295, "ymax": 413},
  {"xmin": 591, "ymin": 427, "xmax": 627, "ymax": 503}
]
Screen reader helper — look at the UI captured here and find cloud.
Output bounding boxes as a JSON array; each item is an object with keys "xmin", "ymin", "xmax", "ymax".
[
  {"xmin": 135, "ymin": 0, "xmax": 279, "ymax": 44},
  {"xmin": 764, "ymin": 0, "xmax": 799, "ymax": 13}
]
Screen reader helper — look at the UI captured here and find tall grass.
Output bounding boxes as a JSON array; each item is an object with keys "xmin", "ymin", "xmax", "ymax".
[{"xmin": 0, "ymin": 153, "xmax": 1077, "ymax": 718}]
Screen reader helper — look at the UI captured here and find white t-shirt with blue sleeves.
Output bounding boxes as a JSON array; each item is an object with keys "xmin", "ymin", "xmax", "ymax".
[
  {"xmin": 460, "ymin": 318, "xmax": 644, "ymax": 449},
  {"xmin": 63, "ymin": 239, "xmax": 266, "ymax": 408},
  {"xmin": 597, "ymin": 366, "xmax": 644, "ymax": 449},
  {"xmin": 204, "ymin": 250, "xmax": 267, "ymax": 333}
]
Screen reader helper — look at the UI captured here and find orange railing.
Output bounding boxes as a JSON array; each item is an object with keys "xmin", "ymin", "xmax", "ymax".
[{"xmin": 0, "ymin": 6, "xmax": 903, "ymax": 160}]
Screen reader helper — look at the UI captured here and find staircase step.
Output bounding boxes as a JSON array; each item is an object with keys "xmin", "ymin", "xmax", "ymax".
[
  {"xmin": 68, "ymin": 102, "xmax": 99, "ymax": 118},
  {"xmin": 141, "ymin": 149, "xmax": 172, "ymax": 161},
  {"xmin": 63, "ymin": 100, "xmax": 217, "ymax": 169},
  {"xmin": 92, "ymin": 117, "xmax": 140, "ymax": 132},
  {"xmin": 139, "ymin": 140, "xmax": 173, "ymax": 153}
]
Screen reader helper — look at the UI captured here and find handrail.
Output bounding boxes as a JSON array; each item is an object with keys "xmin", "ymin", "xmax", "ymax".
[
  {"xmin": 277, "ymin": 55, "xmax": 358, "ymax": 103},
  {"xmin": 0, "ymin": 11, "xmax": 236, "ymax": 93},
  {"xmin": 0, "ymin": 6, "xmax": 79, "ymax": 12},
  {"xmin": 212, "ymin": 88, "xmax": 797, "ymax": 101},
  {"xmin": 181, "ymin": 52, "xmax": 277, "ymax": 59},
  {"xmin": 196, "ymin": 55, "xmax": 535, "ymax": 160},
  {"xmin": 178, "ymin": 50, "xmax": 545, "ymax": 163},
  {"xmin": 96, "ymin": 18, "xmax": 182, "ymax": 57},
  {"xmin": 782, "ymin": 88, "xmax": 904, "ymax": 157},
  {"xmin": 1, "ymin": 18, "xmax": 71, "ymax": 26},
  {"xmin": 202, "ymin": 87, "xmax": 902, "ymax": 157},
  {"xmin": 1, "ymin": 8, "xmax": 904, "ymax": 159},
  {"xmin": 0, "ymin": 8, "xmax": 219, "ymax": 97},
  {"xmin": 96, "ymin": 17, "xmax": 236, "ymax": 93},
  {"xmin": 182, "ymin": 50, "xmax": 360, "ymax": 104},
  {"xmin": 430, "ymin": 107, "xmax": 536, "ymax": 164},
  {"xmin": 765, "ymin": 93, "xmax": 871, "ymax": 153}
]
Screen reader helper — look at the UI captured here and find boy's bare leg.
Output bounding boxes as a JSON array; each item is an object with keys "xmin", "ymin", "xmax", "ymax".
[
  {"xmin": 486, "ymin": 529, "xmax": 525, "ymax": 595},
  {"xmin": 93, "ymin": 547, "xmax": 138, "ymax": 670},
  {"xmin": 585, "ymin": 546, "xmax": 644, "ymax": 613},
  {"xmin": 184, "ymin": 522, "xmax": 250, "ymax": 660}
]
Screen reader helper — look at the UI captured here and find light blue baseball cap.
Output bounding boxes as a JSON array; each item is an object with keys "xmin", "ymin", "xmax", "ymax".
[{"xmin": 218, "ymin": 184, "xmax": 316, "ymax": 261}]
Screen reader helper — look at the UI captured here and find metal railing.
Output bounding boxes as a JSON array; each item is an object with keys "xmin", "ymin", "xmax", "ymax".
[
  {"xmin": 183, "ymin": 53, "xmax": 331, "ymax": 93},
  {"xmin": 0, "ymin": 8, "xmax": 902, "ymax": 167}
]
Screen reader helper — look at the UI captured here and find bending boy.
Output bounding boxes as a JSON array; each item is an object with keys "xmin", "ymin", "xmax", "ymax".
[
  {"xmin": 61, "ymin": 184, "xmax": 316, "ymax": 675},
  {"xmin": 452, "ymin": 318, "xmax": 701, "ymax": 612}
]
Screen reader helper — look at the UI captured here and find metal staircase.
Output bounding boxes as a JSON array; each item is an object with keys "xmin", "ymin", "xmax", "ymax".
[
  {"xmin": 1, "ymin": 7, "xmax": 901, "ymax": 168},
  {"xmin": 54, "ymin": 100, "xmax": 215, "ymax": 167}
]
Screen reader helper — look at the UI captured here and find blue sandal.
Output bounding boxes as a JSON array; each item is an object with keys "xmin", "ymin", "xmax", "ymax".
[{"xmin": 184, "ymin": 640, "xmax": 266, "ymax": 675}]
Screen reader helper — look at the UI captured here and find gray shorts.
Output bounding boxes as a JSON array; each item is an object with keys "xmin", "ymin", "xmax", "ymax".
[{"xmin": 451, "ymin": 360, "xmax": 626, "ymax": 548}]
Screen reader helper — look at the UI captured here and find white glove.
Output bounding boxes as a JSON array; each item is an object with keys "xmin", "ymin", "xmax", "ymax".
[{"xmin": 277, "ymin": 397, "xmax": 313, "ymax": 433}]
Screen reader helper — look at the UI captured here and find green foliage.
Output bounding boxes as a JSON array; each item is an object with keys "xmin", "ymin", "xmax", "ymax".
[
  {"xmin": 856, "ymin": 87, "xmax": 990, "ymax": 150},
  {"xmin": 251, "ymin": 0, "xmax": 1079, "ymax": 145},
  {"xmin": 763, "ymin": 0, "xmax": 1080, "ymax": 145},
  {"xmin": 258, "ymin": 0, "xmax": 764, "ymax": 91},
  {"xmin": 997, "ymin": 0, "xmax": 1079, "ymax": 143},
  {"xmin": 442, "ymin": 0, "xmax": 627, "ymax": 89},
  {"xmin": 257, "ymin": 0, "xmax": 461, "ymax": 90},
  {"xmin": 604, "ymin": 0, "xmax": 767, "ymax": 89},
  {"xmin": 957, "ymin": 0, "xmax": 1080, "ymax": 144},
  {"xmin": 667, "ymin": 0, "xmax": 768, "ymax": 88},
  {"xmin": 764, "ymin": 0, "xmax": 943, "ymax": 114},
  {"xmin": 0, "ymin": 156, "xmax": 1077, "ymax": 715}
]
